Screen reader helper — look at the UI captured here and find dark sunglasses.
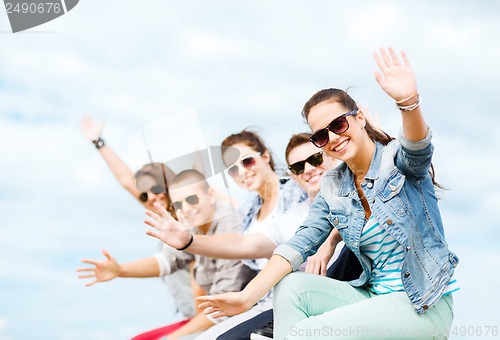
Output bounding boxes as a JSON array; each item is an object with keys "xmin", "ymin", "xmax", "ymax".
[
  {"xmin": 139, "ymin": 184, "xmax": 165, "ymax": 202},
  {"xmin": 288, "ymin": 152, "xmax": 324, "ymax": 175},
  {"xmin": 227, "ymin": 152, "xmax": 261, "ymax": 177},
  {"xmin": 173, "ymin": 194, "xmax": 200, "ymax": 211},
  {"xmin": 309, "ymin": 110, "xmax": 358, "ymax": 148}
]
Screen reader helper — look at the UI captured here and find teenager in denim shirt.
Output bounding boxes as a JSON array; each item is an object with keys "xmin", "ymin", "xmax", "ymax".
[{"xmin": 197, "ymin": 48, "xmax": 459, "ymax": 339}]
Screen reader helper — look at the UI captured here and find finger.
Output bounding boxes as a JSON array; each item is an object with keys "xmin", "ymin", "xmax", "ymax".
[
  {"xmin": 401, "ymin": 50, "xmax": 411, "ymax": 67},
  {"xmin": 388, "ymin": 47, "xmax": 401, "ymax": 66},
  {"xmin": 210, "ymin": 311, "xmax": 226, "ymax": 319},
  {"xmin": 102, "ymin": 249, "xmax": 112, "ymax": 260},
  {"xmin": 305, "ymin": 261, "xmax": 312, "ymax": 274},
  {"xmin": 313, "ymin": 263, "xmax": 321, "ymax": 275},
  {"xmin": 203, "ymin": 306, "xmax": 222, "ymax": 315},
  {"xmin": 196, "ymin": 295, "xmax": 214, "ymax": 302},
  {"xmin": 153, "ymin": 202, "xmax": 172, "ymax": 218},
  {"xmin": 144, "ymin": 218, "xmax": 162, "ymax": 230},
  {"xmin": 198, "ymin": 302, "xmax": 216, "ymax": 310},
  {"xmin": 176, "ymin": 210, "xmax": 190, "ymax": 231},
  {"xmin": 145, "ymin": 230, "xmax": 161, "ymax": 240},
  {"xmin": 373, "ymin": 71, "xmax": 384, "ymax": 87},
  {"xmin": 80, "ymin": 259, "xmax": 98, "ymax": 266},
  {"xmin": 373, "ymin": 51, "xmax": 387, "ymax": 74},
  {"xmin": 320, "ymin": 264, "xmax": 327, "ymax": 276},
  {"xmin": 203, "ymin": 306, "xmax": 218, "ymax": 314},
  {"xmin": 379, "ymin": 47, "xmax": 393, "ymax": 67},
  {"xmin": 145, "ymin": 209, "xmax": 163, "ymax": 223},
  {"xmin": 76, "ymin": 267, "xmax": 95, "ymax": 273},
  {"xmin": 78, "ymin": 274, "xmax": 96, "ymax": 279},
  {"xmin": 85, "ymin": 280, "xmax": 97, "ymax": 287}
]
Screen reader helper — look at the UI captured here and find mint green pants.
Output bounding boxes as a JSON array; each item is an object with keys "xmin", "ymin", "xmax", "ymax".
[{"xmin": 274, "ymin": 272, "xmax": 453, "ymax": 340}]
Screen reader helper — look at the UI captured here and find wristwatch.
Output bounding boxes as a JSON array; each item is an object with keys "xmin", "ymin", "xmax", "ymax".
[{"xmin": 92, "ymin": 137, "xmax": 105, "ymax": 150}]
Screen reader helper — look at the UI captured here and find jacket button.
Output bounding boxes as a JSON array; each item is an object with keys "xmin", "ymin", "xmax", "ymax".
[
  {"xmin": 404, "ymin": 272, "xmax": 410, "ymax": 278},
  {"xmin": 389, "ymin": 184, "xmax": 398, "ymax": 191},
  {"xmin": 406, "ymin": 246, "xmax": 411, "ymax": 251},
  {"xmin": 367, "ymin": 182, "xmax": 373, "ymax": 189},
  {"xmin": 386, "ymin": 219, "xmax": 393, "ymax": 225},
  {"xmin": 333, "ymin": 217, "xmax": 339, "ymax": 225},
  {"xmin": 423, "ymin": 305, "xmax": 429, "ymax": 310},
  {"xmin": 370, "ymin": 197, "xmax": 375, "ymax": 204}
]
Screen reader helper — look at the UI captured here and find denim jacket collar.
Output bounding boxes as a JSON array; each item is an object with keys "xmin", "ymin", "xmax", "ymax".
[{"xmin": 337, "ymin": 141, "xmax": 383, "ymax": 197}]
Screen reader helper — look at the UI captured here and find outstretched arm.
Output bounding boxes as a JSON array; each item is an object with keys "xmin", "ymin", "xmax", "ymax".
[
  {"xmin": 197, "ymin": 255, "xmax": 292, "ymax": 318},
  {"xmin": 77, "ymin": 249, "xmax": 160, "ymax": 286},
  {"xmin": 373, "ymin": 47, "xmax": 428, "ymax": 141},
  {"xmin": 81, "ymin": 116, "xmax": 143, "ymax": 202},
  {"xmin": 145, "ymin": 202, "xmax": 277, "ymax": 259}
]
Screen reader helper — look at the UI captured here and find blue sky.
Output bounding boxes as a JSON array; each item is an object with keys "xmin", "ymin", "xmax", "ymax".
[{"xmin": 1, "ymin": 1, "xmax": 499, "ymax": 339}]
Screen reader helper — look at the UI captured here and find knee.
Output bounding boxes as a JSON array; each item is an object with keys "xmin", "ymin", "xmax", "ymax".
[{"xmin": 275, "ymin": 272, "xmax": 310, "ymax": 304}]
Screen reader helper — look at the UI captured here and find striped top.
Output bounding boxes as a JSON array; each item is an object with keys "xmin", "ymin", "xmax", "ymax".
[{"xmin": 360, "ymin": 216, "xmax": 459, "ymax": 295}]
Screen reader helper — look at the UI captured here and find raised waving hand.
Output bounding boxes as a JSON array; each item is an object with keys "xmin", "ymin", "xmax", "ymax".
[
  {"xmin": 144, "ymin": 202, "xmax": 194, "ymax": 250},
  {"xmin": 373, "ymin": 47, "xmax": 417, "ymax": 103},
  {"xmin": 80, "ymin": 116, "xmax": 104, "ymax": 142}
]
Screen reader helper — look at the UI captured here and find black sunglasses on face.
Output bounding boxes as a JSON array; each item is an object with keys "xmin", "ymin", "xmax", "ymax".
[
  {"xmin": 173, "ymin": 194, "xmax": 200, "ymax": 211},
  {"xmin": 309, "ymin": 110, "xmax": 358, "ymax": 148},
  {"xmin": 227, "ymin": 152, "xmax": 261, "ymax": 177},
  {"xmin": 288, "ymin": 152, "xmax": 324, "ymax": 175},
  {"xmin": 139, "ymin": 185, "xmax": 165, "ymax": 202}
]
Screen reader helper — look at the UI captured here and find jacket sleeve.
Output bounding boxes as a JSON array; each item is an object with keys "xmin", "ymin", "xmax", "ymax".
[
  {"xmin": 153, "ymin": 244, "xmax": 195, "ymax": 276},
  {"xmin": 396, "ymin": 128, "xmax": 434, "ymax": 181}
]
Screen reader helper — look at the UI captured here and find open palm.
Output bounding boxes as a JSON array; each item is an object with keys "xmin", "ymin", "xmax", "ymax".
[
  {"xmin": 196, "ymin": 291, "xmax": 253, "ymax": 319},
  {"xmin": 144, "ymin": 202, "xmax": 194, "ymax": 250},
  {"xmin": 77, "ymin": 249, "xmax": 120, "ymax": 286},
  {"xmin": 373, "ymin": 47, "xmax": 417, "ymax": 102}
]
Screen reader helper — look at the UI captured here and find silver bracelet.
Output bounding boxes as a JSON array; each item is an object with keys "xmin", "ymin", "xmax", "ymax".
[
  {"xmin": 397, "ymin": 94, "xmax": 421, "ymax": 112},
  {"xmin": 396, "ymin": 93, "xmax": 417, "ymax": 104}
]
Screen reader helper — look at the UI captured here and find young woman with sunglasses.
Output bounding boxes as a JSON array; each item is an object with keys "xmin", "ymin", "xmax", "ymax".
[
  {"xmin": 196, "ymin": 48, "xmax": 459, "ymax": 339},
  {"xmin": 79, "ymin": 117, "xmax": 205, "ymax": 325}
]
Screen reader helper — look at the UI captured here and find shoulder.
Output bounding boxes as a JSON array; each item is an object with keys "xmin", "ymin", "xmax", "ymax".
[
  {"xmin": 321, "ymin": 162, "xmax": 348, "ymax": 191},
  {"xmin": 213, "ymin": 201, "xmax": 243, "ymax": 233},
  {"xmin": 279, "ymin": 176, "xmax": 308, "ymax": 204}
]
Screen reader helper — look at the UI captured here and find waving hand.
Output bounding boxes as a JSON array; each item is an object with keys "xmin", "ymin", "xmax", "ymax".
[
  {"xmin": 144, "ymin": 202, "xmax": 194, "ymax": 250},
  {"xmin": 373, "ymin": 47, "xmax": 417, "ymax": 103}
]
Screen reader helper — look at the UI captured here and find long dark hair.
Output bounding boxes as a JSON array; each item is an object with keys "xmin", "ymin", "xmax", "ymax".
[{"xmin": 302, "ymin": 88, "xmax": 443, "ymax": 189}]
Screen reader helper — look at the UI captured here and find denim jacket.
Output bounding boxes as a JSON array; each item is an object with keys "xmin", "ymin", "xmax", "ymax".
[{"xmin": 274, "ymin": 129, "xmax": 459, "ymax": 315}]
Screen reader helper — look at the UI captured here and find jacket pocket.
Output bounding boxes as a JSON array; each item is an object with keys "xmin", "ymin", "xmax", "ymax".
[
  {"xmin": 327, "ymin": 211, "xmax": 349, "ymax": 229},
  {"xmin": 376, "ymin": 168, "xmax": 409, "ymax": 218},
  {"xmin": 377, "ymin": 167, "xmax": 406, "ymax": 202}
]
